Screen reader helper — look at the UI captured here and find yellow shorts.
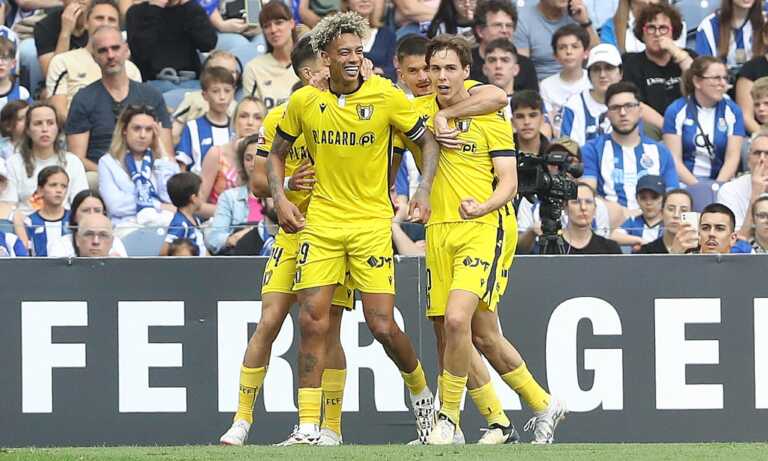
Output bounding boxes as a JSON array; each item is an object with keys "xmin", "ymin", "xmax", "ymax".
[
  {"xmin": 262, "ymin": 230, "xmax": 354, "ymax": 309},
  {"xmin": 425, "ymin": 221, "xmax": 505, "ymax": 317},
  {"xmin": 496, "ymin": 203, "xmax": 518, "ymax": 299},
  {"xmin": 294, "ymin": 222, "xmax": 395, "ymax": 294}
]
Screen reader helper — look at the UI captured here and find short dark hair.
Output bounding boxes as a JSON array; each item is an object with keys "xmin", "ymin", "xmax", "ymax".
[
  {"xmin": 551, "ymin": 23, "xmax": 590, "ymax": 54},
  {"xmin": 634, "ymin": 2, "xmax": 684, "ymax": 42},
  {"xmin": 87, "ymin": 0, "xmax": 119, "ymax": 20},
  {"xmin": 510, "ymin": 89, "xmax": 542, "ymax": 113},
  {"xmin": 167, "ymin": 172, "xmax": 202, "ymax": 208},
  {"xmin": 259, "ymin": 0, "xmax": 292, "ymax": 28},
  {"xmin": 474, "ymin": 0, "xmax": 518, "ymax": 32},
  {"xmin": 37, "ymin": 165, "xmax": 68, "ymax": 188},
  {"xmin": 485, "ymin": 38, "xmax": 517, "ymax": 59},
  {"xmin": 396, "ymin": 34, "xmax": 429, "ymax": 63},
  {"xmin": 702, "ymin": 202, "xmax": 736, "ymax": 231},
  {"xmin": 605, "ymin": 81, "xmax": 641, "ymax": 106},
  {"xmin": 0, "ymin": 100, "xmax": 28, "ymax": 137},
  {"xmin": 168, "ymin": 238, "xmax": 200, "ymax": 256},
  {"xmin": 201, "ymin": 66, "xmax": 236, "ymax": 91},
  {"xmin": 291, "ymin": 33, "xmax": 317, "ymax": 77},
  {"xmin": 662, "ymin": 188, "xmax": 693, "ymax": 208},
  {"xmin": 426, "ymin": 34, "xmax": 473, "ymax": 68}
]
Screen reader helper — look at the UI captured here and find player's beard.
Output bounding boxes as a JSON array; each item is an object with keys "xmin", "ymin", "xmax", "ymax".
[{"xmin": 611, "ymin": 121, "xmax": 639, "ymax": 136}]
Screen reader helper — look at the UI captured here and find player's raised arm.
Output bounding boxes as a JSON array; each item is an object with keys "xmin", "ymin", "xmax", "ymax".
[{"xmin": 433, "ymin": 83, "xmax": 507, "ymax": 148}]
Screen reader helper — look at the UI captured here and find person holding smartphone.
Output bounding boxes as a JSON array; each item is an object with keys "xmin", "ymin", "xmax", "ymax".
[{"xmin": 669, "ymin": 203, "xmax": 739, "ymax": 254}]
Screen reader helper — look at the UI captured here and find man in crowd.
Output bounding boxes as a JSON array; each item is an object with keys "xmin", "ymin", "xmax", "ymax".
[
  {"xmin": 511, "ymin": 90, "xmax": 550, "ymax": 155},
  {"xmin": 34, "ymin": 0, "xmax": 92, "ymax": 79},
  {"xmin": 73, "ymin": 213, "xmax": 114, "ymax": 257},
  {"xmin": 669, "ymin": 203, "xmax": 738, "ymax": 254},
  {"xmin": 482, "ymin": 38, "xmax": 518, "ymax": 119},
  {"xmin": 65, "ymin": 26, "xmax": 172, "ymax": 172},
  {"xmin": 470, "ymin": 0, "xmax": 537, "ymax": 92}
]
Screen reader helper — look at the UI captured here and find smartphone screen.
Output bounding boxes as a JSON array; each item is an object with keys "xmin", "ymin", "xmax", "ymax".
[{"xmin": 245, "ymin": 0, "xmax": 262, "ymax": 26}]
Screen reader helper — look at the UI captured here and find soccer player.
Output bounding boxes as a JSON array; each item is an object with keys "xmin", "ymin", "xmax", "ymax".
[
  {"xmin": 219, "ymin": 34, "xmax": 354, "ymax": 447},
  {"xmin": 267, "ymin": 12, "xmax": 441, "ymax": 445},
  {"xmin": 405, "ymin": 36, "xmax": 565, "ymax": 445},
  {"xmin": 395, "ymin": 34, "xmax": 524, "ymax": 445}
]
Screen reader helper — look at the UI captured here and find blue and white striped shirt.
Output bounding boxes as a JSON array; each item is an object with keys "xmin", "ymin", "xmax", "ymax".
[
  {"xmin": 175, "ymin": 116, "xmax": 231, "ymax": 174},
  {"xmin": 0, "ymin": 230, "xmax": 27, "ymax": 257},
  {"xmin": 24, "ymin": 210, "xmax": 71, "ymax": 257},
  {"xmin": 695, "ymin": 13, "xmax": 754, "ymax": 69},
  {"xmin": 560, "ymin": 90, "xmax": 610, "ymax": 147}
]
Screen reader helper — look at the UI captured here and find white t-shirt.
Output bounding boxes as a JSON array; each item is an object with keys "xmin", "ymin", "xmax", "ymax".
[
  {"xmin": 717, "ymin": 173, "xmax": 752, "ymax": 231},
  {"xmin": 48, "ymin": 233, "xmax": 128, "ymax": 257},
  {"xmin": 540, "ymin": 71, "xmax": 591, "ymax": 130}
]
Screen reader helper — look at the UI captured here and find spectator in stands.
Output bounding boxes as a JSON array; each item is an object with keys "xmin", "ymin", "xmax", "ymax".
[
  {"xmin": 72, "ymin": 211, "xmax": 114, "ymax": 256},
  {"xmin": 610, "ymin": 174, "xmax": 664, "ymax": 251},
  {"xmin": 511, "ymin": 89, "xmax": 549, "ymax": 156},
  {"xmin": 48, "ymin": 188, "xmax": 127, "ymax": 256},
  {"xmin": 167, "ymin": 236, "xmax": 199, "ymax": 256},
  {"xmin": 601, "ymin": 0, "xmax": 687, "ymax": 54},
  {"xmin": 34, "ymin": 0, "xmax": 91, "ymax": 79},
  {"xmin": 298, "ymin": 0, "xmax": 341, "ymax": 28},
  {"xmin": 65, "ymin": 26, "xmax": 172, "ymax": 173},
  {"xmin": 175, "ymin": 66, "xmax": 235, "ymax": 175},
  {"xmin": 637, "ymin": 188, "xmax": 693, "ymax": 253},
  {"xmin": 513, "ymin": 0, "xmax": 598, "ymax": 80},
  {"xmin": 389, "ymin": 0, "xmax": 437, "ymax": 39},
  {"xmin": 426, "ymin": 0, "xmax": 477, "ymax": 40},
  {"xmin": 469, "ymin": 0, "xmax": 538, "ymax": 92},
  {"xmin": 242, "ymin": 1, "xmax": 299, "ymax": 111},
  {"xmin": 126, "ymin": 0, "xmax": 217, "ymax": 94},
  {"xmin": 560, "ymin": 43, "xmax": 622, "ymax": 146},
  {"xmin": 0, "ymin": 226, "xmax": 26, "ymax": 256},
  {"xmin": 0, "ymin": 103, "xmax": 87, "ymax": 213},
  {"xmin": 160, "ymin": 171, "xmax": 206, "ymax": 256},
  {"xmin": 621, "ymin": 2, "xmax": 693, "ymax": 137},
  {"xmin": 735, "ymin": 22, "xmax": 768, "ymax": 134},
  {"xmin": 540, "ymin": 24, "xmax": 591, "ymax": 131},
  {"xmin": 748, "ymin": 196, "xmax": 768, "ymax": 252},
  {"xmin": 47, "ymin": 0, "xmax": 142, "ymax": 123},
  {"xmin": 13, "ymin": 165, "xmax": 69, "ymax": 256},
  {"xmin": 98, "ymin": 104, "xmax": 178, "ymax": 229},
  {"xmin": 663, "ymin": 56, "xmax": 745, "ymax": 186},
  {"xmin": 482, "ymin": 38, "xmax": 518, "ymax": 117},
  {"xmin": 695, "ymin": 0, "xmax": 764, "ymax": 80},
  {"xmin": 753, "ymin": 77, "xmax": 768, "ymax": 128},
  {"xmin": 0, "ymin": 99, "xmax": 27, "ymax": 159},
  {"xmin": 342, "ymin": 0, "xmax": 396, "ymax": 80},
  {"xmin": 562, "ymin": 182, "xmax": 622, "ymax": 254},
  {"xmin": 0, "ymin": 36, "xmax": 29, "ymax": 109},
  {"xmin": 669, "ymin": 202, "xmax": 738, "ymax": 254},
  {"xmin": 582, "ymin": 82, "xmax": 679, "ymax": 227},
  {"xmin": 717, "ymin": 128, "xmax": 768, "ymax": 235},
  {"xmin": 202, "ymin": 0, "xmax": 261, "ymax": 53},
  {"xmin": 394, "ymin": 34, "xmax": 432, "ymax": 97},
  {"xmin": 171, "ymin": 50, "xmax": 240, "ymax": 143},
  {"xmin": 199, "ymin": 96, "xmax": 264, "ymax": 219}
]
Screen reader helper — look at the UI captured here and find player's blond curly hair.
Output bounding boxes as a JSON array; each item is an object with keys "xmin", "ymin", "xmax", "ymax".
[{"xmin": 310, "ymin": 11, "xmax": 370, "ymax": 54}]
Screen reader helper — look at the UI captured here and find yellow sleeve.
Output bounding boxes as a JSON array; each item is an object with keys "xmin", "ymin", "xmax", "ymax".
[
  {"xmin": 463, "ymin": 79, "xmax": 483, "ymax": 91},
  {"xmin": 393, "ymin": 132, "xmax": 406, "ymax": 156},
  {"xmin": 257, "ymin": 106, "xmax": 281, "ymax": 157},
  {"xmin": 386, "ymin": 85, "xmax": 426, "ymax": 142},
  {"xmin": 276, "ymin": 89, "xmax": 306, "ymax": 142},
  {"xmin": 484, "ymin": 112, "xmax": 516, "ymax": 158}
]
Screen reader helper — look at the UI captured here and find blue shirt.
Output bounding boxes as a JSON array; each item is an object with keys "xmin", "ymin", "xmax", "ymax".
[
  {"xmin": 25, "ymin": 210, "xmax": 71, "ymax": 256},
  {"xmin": 560, "ymin": 90, "xmax": 610, "ymax": 147},
  {"xmin": 582, "ymin": 133, "xmax": 679, "ymax": 208},
  {"xmin": 175, "ymin": 115, "xmax": 232, "ymax": 174},
  {"xmin": 695, "ymin": 12, "xmax": 754, "ymax": 69},
  {"xmin": 0, "ymin": 230, "xmax": 27, "ymax": 257},
  {"xmin": 620, "ymin": 215, "xmax": 663, "ymax": 242},
  {"xmin": 662, "ymin": 96, "xmax": 745, "ymax": 180},
  {"xmin": 165, "ymin": 210, "xmax": 206, "ymax": 256}
]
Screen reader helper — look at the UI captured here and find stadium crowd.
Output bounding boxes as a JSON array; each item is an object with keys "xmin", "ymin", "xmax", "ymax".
[{"xmin": 0, "ymin": 0, "xmax": 766, "ymax": 257}]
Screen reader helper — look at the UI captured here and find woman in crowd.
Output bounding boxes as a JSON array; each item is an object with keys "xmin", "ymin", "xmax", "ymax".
[
  {"xmin": 735, "ymin": 22, "xmax": 768, "ymax": 134},
  {"xmin": 344, "ymin": 0, "xmax": 396, "ymax": 80},
  {"xmin": 207, "ymin": 134, "xmax": 275, "ymax": 255},
  {"xmin": 749, "ymin": 196, "xmax": 768, "ymax": 253},
  {"xmin": 198, "ymin": 97, "xmax": 265, "ymax": 218},
  {"xmin": 13, "ymin": 166, "xmax": 70, "ymax": 256},
  {"xmin": 427, "ymin": 0, "xmax": 477, "ymax": 39},
  {"xmin": 48, "ymin": 189, "xmax": 128, "ymax": 257},
  {"xmin": 601, "ymin": 0, "xmax": 686, "ymax": 54},
  {"xmin": 98, "ymin": 105, "xmax": 178, "ymax": 231},
  {"xmin": 695, "ymin": 0, "xmax": 764, "ymax": 77},
  {"xmin": 636, "ymin": 189, "xmax": 694, "ymax": 254},
  {"xmin": 562, "ymin": 183, "xmax": 622, "ymax": 255},
  {"xmin": 663, "ymin": 56, "xmax": 745, "ymax": 185},
  {"xmin": 0, "ymin": 103, "xmax": 87, "ymax": 213},
  {"xmin": 0, "ymin": 100, "xmax": 28, "ymax": 160}
]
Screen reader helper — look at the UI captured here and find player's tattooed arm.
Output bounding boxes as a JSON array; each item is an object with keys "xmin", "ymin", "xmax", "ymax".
[
  {"xmin": 268, "ymin": 134, "xmax": 305, "ymax": 233},
  {"xmin": 409, "ymin": 129, "xmax": 440, "ymax": 223}
]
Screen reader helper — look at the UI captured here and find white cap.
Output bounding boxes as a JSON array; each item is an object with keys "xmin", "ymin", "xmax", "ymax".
[{"xmin": 586, "ymin": 44, "xmax": 622, "ymax": 69}]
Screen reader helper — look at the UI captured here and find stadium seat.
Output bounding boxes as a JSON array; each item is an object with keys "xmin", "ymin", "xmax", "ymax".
[
  {"xmin": 687, "ymin": 179, "xmax": 719, "ymax": 212},
  {"xmin": 672, "ymin": 0, "xmax": 719, "ymax": 46},
  {"xmin": 0, "ymin": 219, "xmax": 13, "ymax": 234},
  {"xmin": 122, "ymin": 227, "xmax": 166, "ymax": 256}
]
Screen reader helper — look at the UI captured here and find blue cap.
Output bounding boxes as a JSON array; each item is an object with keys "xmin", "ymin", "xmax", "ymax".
[{"xmin": 636, "ymin": 174, "xmax": 665, "ymax": 195}]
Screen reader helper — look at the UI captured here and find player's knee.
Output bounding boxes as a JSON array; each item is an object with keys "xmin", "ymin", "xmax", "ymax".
[
  {"xmin": 298, "ymin": 306, "xmax": 329, "ymax": 338},
  {"xmin": 369, "ymin": 319, "xmax": 400, "ymax": 347},
  {"xmin": 443, "ymin": 311, "xmax": 470, "ymax": 338}
]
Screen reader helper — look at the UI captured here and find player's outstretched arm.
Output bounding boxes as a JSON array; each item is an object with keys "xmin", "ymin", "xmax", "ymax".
[
  {"xmin": 267, "ymin": 135, "xmax": 305, "ymax": 233},
  {"xmin": 408, "ymin": 129, "xmax": 440, "ymax": 223},
  {"xmin": 459, "ymin": 156, "xmax": 518, "ymax": 220}
]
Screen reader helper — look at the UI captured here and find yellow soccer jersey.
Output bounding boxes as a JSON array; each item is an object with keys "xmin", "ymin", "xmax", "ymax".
[
  {"xmin": 257, "ymin": 102, "xmax": 312, "ymax": 213},
  {"xmin": 277, "ymin": 75, "xmax": 425, "ymax": 224}
]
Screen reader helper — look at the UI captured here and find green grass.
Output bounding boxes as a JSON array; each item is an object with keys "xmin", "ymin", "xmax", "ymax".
[{"xmin": 1, "ymin": 444, "xmax": 767, "ymax": 461}]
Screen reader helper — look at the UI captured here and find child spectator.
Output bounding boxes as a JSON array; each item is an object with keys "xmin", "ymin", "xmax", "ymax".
[
  {"xmin": 0, "ymin": 227, "xmax": 26, "ymax": 256},
  {"xmin": 48, "ymin": 189, "xmax": 128, "ymax": 257},
  {"xmin": 167, "ymin": 236, "xmax": 199, "ymax": 256},
  {"xmin": 13, "ymin": 165, "xmax": 71, "ymax": 256},
  {"xmin": 610, "ymin": 174, "xmax": 665, "ymax": 251},
  {"xmin": 98, "ymin": 104, "xmax": 178, "ymax": 229},
  {"xmin": 176, "ymin": 66, "xmax": 235, "ymax": 175},
  {"xmin": 0, "ymin": 100, "xmax": 28, "ymax": 159},
  {"xmin": 539, "ymin": 24, "xmax": 591, "ymax": 136},
  {"xmin": 0, "ymin": 36, "xmax": 29, "ymax": 109},
  {"xmin": 0, "ymin": 103, "xmax": 88, "ymax": 213},
  {"xmin": 510, "ymin": 89, "xmax": 550, "ymax": 156},
  {"xmin": 161, "ymin": 171, "xmax": 206, "ymax": 256}
]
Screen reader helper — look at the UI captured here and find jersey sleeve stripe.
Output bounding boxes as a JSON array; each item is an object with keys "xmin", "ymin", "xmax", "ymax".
[
  {"xmin": 489, "ymin": 149, "xmax": 517, "ymax": 158},
  {"xmin": 256, "ymin": 149, "xmax": 270, "ymax": 158},
  {"xmin": 404, "ymin": 118, "xmax": 426, "ymax": 141},
  {"xmin": 393, "ymin": 146, "xmax": 405, "ymax": 156},
  {"xmin": 276, "ymin": 125, "xmax": 298, "ymax": 143}
]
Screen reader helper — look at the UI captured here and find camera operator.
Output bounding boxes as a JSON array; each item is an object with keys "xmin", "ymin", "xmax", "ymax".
[{"xmin": 517, "ymin": 138, "xmax": 610, "ymax": 254}]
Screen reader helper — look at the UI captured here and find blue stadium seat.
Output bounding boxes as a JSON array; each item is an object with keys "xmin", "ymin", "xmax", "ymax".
[
  {"xmin": 0, "ymin": 219, "xmax": 13, "ymax": 234},
  {"xmin": 672, "ymin": 0, "xmax": 719, "ymax": 45},
  {"xmin": 687, "ymin": 179, "xmax": 719, "ymax": 212},
  {"xmin": 122, "ymin": 227, "xmax": 166, "ymax": 256}
]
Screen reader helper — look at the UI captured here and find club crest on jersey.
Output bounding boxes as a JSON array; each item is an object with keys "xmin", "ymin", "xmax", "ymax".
[
  {"xmin": 357, "ymin": 104, "xmax": 374, "ymax": 120},
  {"xmin": 456, "ymin": 119, "xmax": 471, "ymax": 132},
  {"xmin": 319, "ymin": 103, "xmax": 327, "ymax": 113}
]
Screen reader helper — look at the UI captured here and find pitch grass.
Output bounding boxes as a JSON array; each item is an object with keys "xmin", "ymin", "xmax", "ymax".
[{"xmin": 2, "ymin": 444, "xmax": 767, "ymax": 461}]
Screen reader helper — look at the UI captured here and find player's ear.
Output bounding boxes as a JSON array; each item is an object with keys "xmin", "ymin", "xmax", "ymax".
[{"xmin": 463, "ymin": 65, "xmax": 470, "ymax": 79}]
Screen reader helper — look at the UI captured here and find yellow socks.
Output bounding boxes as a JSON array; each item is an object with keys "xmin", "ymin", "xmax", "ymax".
[
  {"xmin": 440, "ymin": 370, "xmax": 468, "ymax": 424},
  {"xmin": 501, "ymin": 362, "xmax": 550, "ymax": 413},
  {"xmin": 321, "ymin": 369, "xmax": 346, "ymax": 435},
  {"xmin": 401, "ymin": 361, "xmax": 428, "ymax": 396},
  {"xmin": 234, "ymin": 365, "xmax": 266, "ymax": 424},
  {"xmin": 468, "ymin": 382, "xmax": 511, "ymax": 428},
  {"xmin": 297, "ymin": 387, "xmax": 323, "ymax": 426}
]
